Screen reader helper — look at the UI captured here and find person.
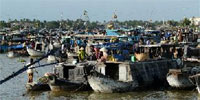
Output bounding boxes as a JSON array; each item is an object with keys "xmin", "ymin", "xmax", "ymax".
[
  {"xmin": 99, "ymin": 47, "xmax": 108, "ymax": 62},
  {"xmin": 139, "ymin": 38, "xmax": 144, "ymax": 45},
  {"xmin": 85, "ymin": 44, "xmax": 94, "ymax": 60},
  {"xmin": 94, "ymin": 47, "xmax": 100, "ymax": 59},
  {"xmin": 27, "ymin": 58, "xmax": 34, "ymax": 83},
  {"xmin": 78, "ymin": 47, "xmax": 87, "ymax": 62}
]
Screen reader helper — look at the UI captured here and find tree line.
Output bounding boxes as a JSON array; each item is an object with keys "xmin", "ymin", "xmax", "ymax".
[{"xmin": 0, "ymin": 18, "xmax": 194, "ymax": 30}]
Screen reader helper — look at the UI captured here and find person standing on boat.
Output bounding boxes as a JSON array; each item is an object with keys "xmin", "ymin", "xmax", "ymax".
[
  {"xmin": 78, "ymin": 47, "xmax": 87, "ymax": 62},
  {"xmin": 27, "ymin": 58, "xmax": 34, "ymax": 83},
  {"xmin": 99, "ymin": 47, "xmax": 108, "ymax": 62}
]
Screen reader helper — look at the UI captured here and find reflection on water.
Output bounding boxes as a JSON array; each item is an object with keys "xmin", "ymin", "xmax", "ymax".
[{"xmin": 0, "ymin": 54, "xmax": 199, "ymax": 100}]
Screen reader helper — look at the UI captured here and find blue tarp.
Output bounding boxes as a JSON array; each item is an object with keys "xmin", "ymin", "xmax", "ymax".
[
  {"xmin": 10, "ymin": 44, "xmax": 24, "ymax": 49},
  {"xmin": 0, "ymin": 44, "xmax": 24, "ymax": 51},
  {"xmin": 106, "ymin": 30, "xmax": 119, "ymax": 36}
]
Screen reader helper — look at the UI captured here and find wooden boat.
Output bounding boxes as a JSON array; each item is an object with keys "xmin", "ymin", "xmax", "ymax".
[
  {"xmin": 88, "ymin": 70, "xmax": 136, "ymax": 93},
  {"xmin": 26, "ymin": 76, "xmax": 50, "ymax": 91},
  {"xmin": 87, "ymin": 60, "xmax": 178, "ymax": 93},
  {"xmin": 48, "ymin": 75, "xmax": 87, "ymax": 92},
  {"xmin": 48, "ymin": 62, "xmax": 94, "ymax": 91},
  {"xmin": 27, "ymin": 42, "xmax": 45, "ymax": 57},
  {"xmin": 26, "ymin": 82, "xmax": 50, "ymax": 91},
  {"xmin": 188, "ymin": 67, "xmax": 200, "ymax": 93},
  {"xmin": 166, "ymin": 69, "xmax": 194, "ymax": 89},
  {"xmin": 7, "ymin": 51, "xmax": 18, "ymax": 58},
  {"xmin": 189, "ymin": 74, "xmax": 200, "ymax": 93},
  {"xmin": 27, "ymin": 47, "xmax": 45, "ymax": 57}
]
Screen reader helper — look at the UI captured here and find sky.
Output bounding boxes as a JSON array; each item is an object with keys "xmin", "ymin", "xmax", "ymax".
[{"xmin": 0, "ymin": 0, "xmax": 199, "ymax": 22}]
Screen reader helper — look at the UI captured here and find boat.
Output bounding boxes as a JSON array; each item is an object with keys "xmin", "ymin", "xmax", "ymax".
[
  {"xmin": 48, "ymin": 62, "xmax": 94, "ymax": 91},
  {"xmin": 188, "ymin": 66, "xmax": 200, "ymax": 93},
  {"xmin": 27, "ymin": 42, "xmax": 45, "ymax": 57},
  {"xmin": 26, "ymin": 82, "xmax": 50, "ymax": 91},
  {"xmin": 88, "ymin": 59, "xmax": 178, "ymax": 93},
  {"xmin": 26, "ymin": 76, "xmax": 50, "ymax": 91},
  {"xmin": 7, "ymin": 51, "xmax": 18, "ymax": 58},
  {"xmin": 27, "ymin": 47, "xmax": 45, "ymax": 57},
  {"xmin": 88, "ymin": 70, "xmax": 136, "ymax": 93},
  {"xmin": 166, "ymin": 69, "xmax": 194, "ymax": 89},
  {"xmin": 48, "ymin": 74, "xmax": 87, "ymax": 92}
]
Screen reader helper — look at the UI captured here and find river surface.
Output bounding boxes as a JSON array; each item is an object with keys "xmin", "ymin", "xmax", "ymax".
[{"xmin": 0, "ymin": 54, "xmax": 199, "ymax": 100}]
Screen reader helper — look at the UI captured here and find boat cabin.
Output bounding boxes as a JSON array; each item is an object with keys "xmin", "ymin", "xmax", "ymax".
[
  {"xmin": 54, "ymin": 62, "xmax": 94, "ymax": 82},
  {"xmin": 34, "ymin": 42, "xmax": 44, "ymax": 51},
  {"xmin": 96, "ymin": 62, "xmax": 132, "ymax": 82}
]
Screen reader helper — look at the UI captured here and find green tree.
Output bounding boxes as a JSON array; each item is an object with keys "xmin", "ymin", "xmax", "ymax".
[
  {"xmin": 46, "ymin": 21, "xmax": 60, "ymax": 29},
  {"xmin": 0, "ymin": 21, "xmax": 8, "ymax": 29},
  {"xmin": 181, "ymin": 18, "xmax": 191, "ymax": 26}
]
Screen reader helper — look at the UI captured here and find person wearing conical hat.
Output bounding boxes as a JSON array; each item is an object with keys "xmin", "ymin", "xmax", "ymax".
[
  {"xmin": 78, "ymin": 47, "xmax": 87, "ymax": 62},
  {"xmin": 100, "ymin": 47, "xmax": 108, "ymax": 62}
]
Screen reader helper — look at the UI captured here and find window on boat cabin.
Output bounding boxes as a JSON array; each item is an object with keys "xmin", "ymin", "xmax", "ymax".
[
  {"xmin": 105, "ymin": 63, "xmax": 119, "ymax": 80},
  {"xmin": 36, "ymin": 44, "xmax": 42, "ymax": 51}
]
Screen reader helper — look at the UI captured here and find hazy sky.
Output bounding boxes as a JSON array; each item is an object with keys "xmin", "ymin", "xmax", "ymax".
[{"xmin": 0, "ymin": 0, "xmax": 199, "ymax": 21}]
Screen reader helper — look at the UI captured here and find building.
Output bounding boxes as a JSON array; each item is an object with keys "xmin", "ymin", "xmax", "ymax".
[{"xmin": 190, "ymin": 17, "xmax": 200, "ymax": 26}]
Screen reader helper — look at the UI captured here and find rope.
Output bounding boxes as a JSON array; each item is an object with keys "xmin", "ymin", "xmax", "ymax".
[{"xmin": 71, "ymin": 81, "xmax": 87, "ymax": 93}]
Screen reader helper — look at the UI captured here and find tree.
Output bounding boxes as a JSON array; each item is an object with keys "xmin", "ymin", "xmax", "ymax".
[
  {"xmin": 181, "ymin": 18, "xmax": 191, "ymax": 26},
  {"xmin": 0, "ymin": 21, "xmax": 8, "ymax": 28},
  {"xmin": 46, "ymin": 21, "xmax": 60, "ymax": 29},
  {"xmin": 167, "ymin": 20, "xmax": 179, "ymax": 26}
]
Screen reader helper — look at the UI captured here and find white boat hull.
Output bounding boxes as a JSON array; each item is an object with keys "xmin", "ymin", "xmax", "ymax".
[
  {"xmin": 27, "ymin": 48, "xmax": 45, "ymax": 57},
  {"xmin": 167, "ymin": 73, "xmax": 194, "ymax": 88},
  {"xmin": 7, "ymin": 51, "xmax": 16, "ymax": 58},
  {"xmin": 88, "ymin": 71, "xmax": 138, "ymax": 93}
]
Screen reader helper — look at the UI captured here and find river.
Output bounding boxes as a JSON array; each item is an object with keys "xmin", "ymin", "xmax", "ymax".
[{"xmin": 0, "ymin": 54, "xmax": 199, "ymax": 100}]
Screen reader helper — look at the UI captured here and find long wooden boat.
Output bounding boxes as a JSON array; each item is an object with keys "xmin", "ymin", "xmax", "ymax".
[
  {"xmin": 48, "ymin": 75, "xmax": 87, "ymax": 92},
  {"xmin": 7, "ymin": 51, "xmax": 18, "ymax": 58},
  {"xmin": 88, "ymin": 60, "xmax": 178, "ymax": 93},
  {"xmin": 26, "ymin": 82, "xmax": 50, "ymax": 91},
  {"xmin": 26, "ymin": 76, "xmax": 50, "ymax": 91},
  {"xmin": 48, "ymin": 62, "xmax": 94, "ymax": 91},
  {"xmin": 88, "ymin": 70, "xmax": 136, "ymax": 93},
  {"xmin": 27, "ymin": 47, "xmax": 45, "ymax": 57},
  {"xmin": 166, "ymin": 69, "xmax": 194, "ymax": 89}
]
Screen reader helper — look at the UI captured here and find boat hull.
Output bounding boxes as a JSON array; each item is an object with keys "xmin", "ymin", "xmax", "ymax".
[
  {"xmin": 167, "ymin": 73, "xmax": 194, "ymax": 88},
  {"xmin": 26, "ymin": 83, "xmax": 50, "ymax": 91},
  {"xmin": 27, "ymin": 48, "xmax": 45, "ymax": 57},
  {"xmin": 48, "ymin": 75, "xmax": 88, "ymax": 92},
  {"xmin": 49, "ymin": 82, "xmax": 85, "ymax": 92},
  {"xmin": 88, "ymin": 71, "xmax": 138, "ymax": 93},
  {"xmin": 7, "ymin": 51, "xmax": 17, "ymax": 58}
]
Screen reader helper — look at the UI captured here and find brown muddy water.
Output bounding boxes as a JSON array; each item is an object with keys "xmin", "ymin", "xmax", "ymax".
[{"xmin": 0, "ymin": 54, "xmax": 199, "ymax": 100}]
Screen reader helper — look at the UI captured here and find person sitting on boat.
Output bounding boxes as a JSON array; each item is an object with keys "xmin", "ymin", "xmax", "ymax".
[
  {"xmin": 94, "ymin": 47, "xmax": 100, "ymax": 59},
  {"xmin": 78, "ymin": 47, "xmax": 87, "ymax": 62},
  {"xmin": 27, "ymin": 58, "xmax": 35, "ymax": 83},
  {"xmin": 85, "ymin": 44, "xmax": 94, "ymax": 60},
  {"xmin": 139, "ymin": 38, "xmax": 144, "ymax": 45},
  {"xmin": 99, "ymin": 47, "xmax": 108, "ymax": 62}
]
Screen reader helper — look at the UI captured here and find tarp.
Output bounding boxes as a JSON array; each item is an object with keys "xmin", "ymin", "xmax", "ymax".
[{"xmin": 106, "ymin": 30, "xmax": 119, "ymax": 36}]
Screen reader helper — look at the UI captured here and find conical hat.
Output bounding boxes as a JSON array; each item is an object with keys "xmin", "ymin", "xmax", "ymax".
[{"xmin": 100, "ymin": 47, "xmax": 107, "ymax": 52}]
